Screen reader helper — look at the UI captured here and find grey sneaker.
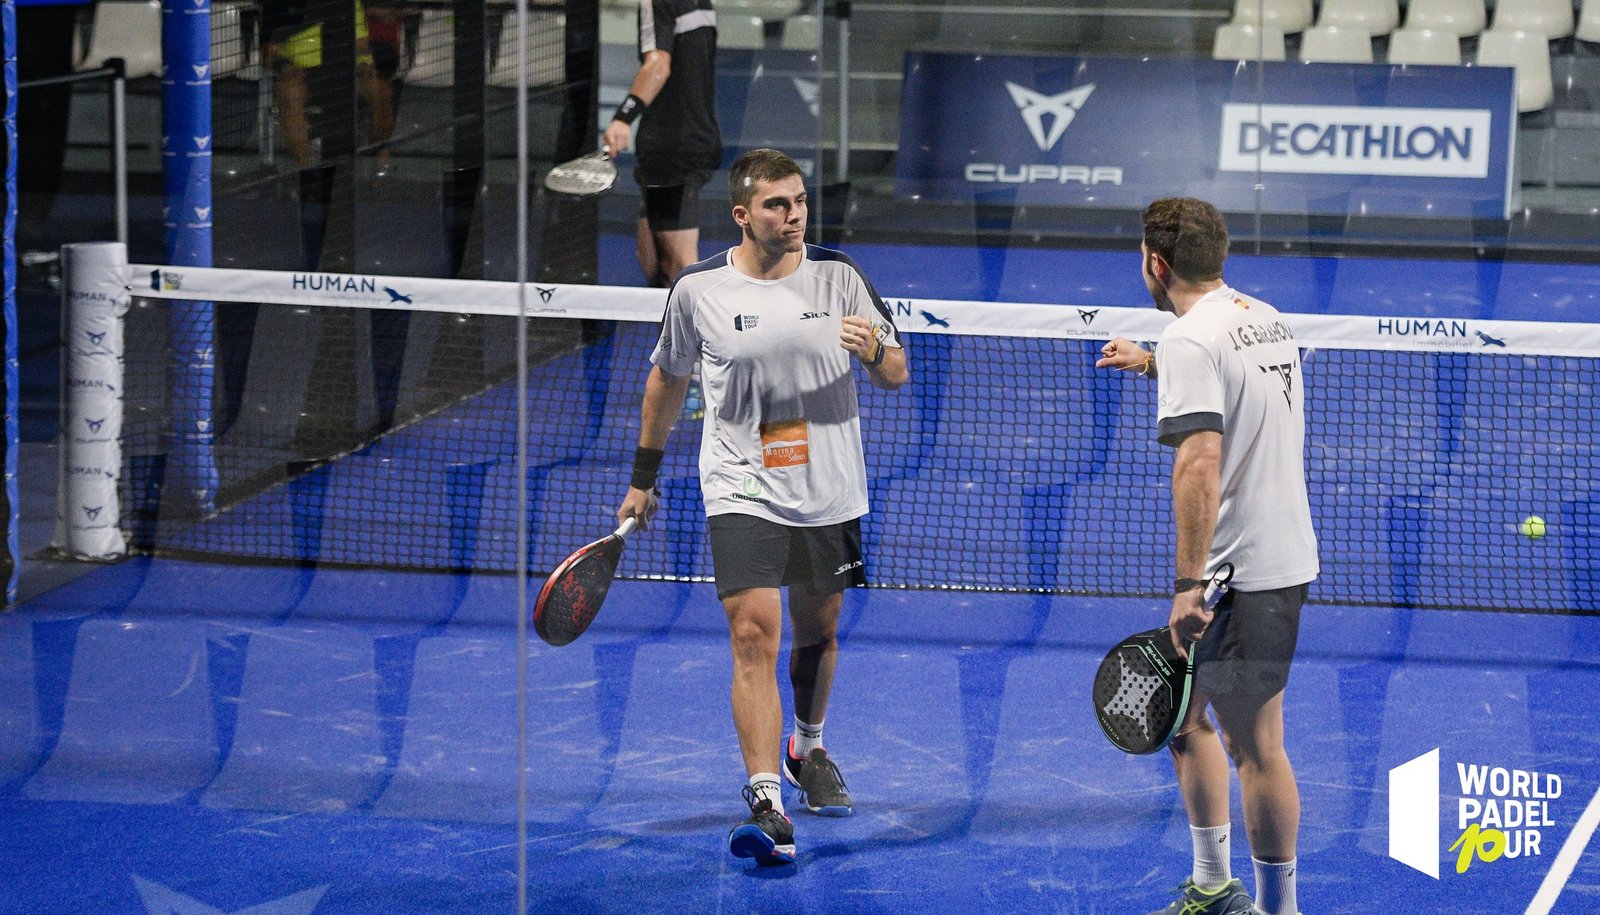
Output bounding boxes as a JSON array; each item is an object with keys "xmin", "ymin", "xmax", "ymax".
[
  {"xmin": 781, "ymin": 740, "xmax": 853, "ymax": 817},
  {"xmin": 1149, "ymin": 878, "xmax": 1257, "ymax": 915},
  {"xmin": 727, "ymin": 785, "xmax": 795, "ymax": 866}
]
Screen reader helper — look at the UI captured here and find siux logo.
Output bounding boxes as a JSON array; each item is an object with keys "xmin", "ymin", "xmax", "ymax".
[
  {"xmin": 1005, "ymin": 82, "xmax": 1096, "ymax": 151},
  {"xmin": 800, "ymin": 311, "xmax": 830, "ymax": 320}
]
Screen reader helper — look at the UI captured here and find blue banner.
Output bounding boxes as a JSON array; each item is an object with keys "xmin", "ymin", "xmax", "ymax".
[{"xmin": 896, "ymin": 53, "xmax": 1516, "ymax": 219}]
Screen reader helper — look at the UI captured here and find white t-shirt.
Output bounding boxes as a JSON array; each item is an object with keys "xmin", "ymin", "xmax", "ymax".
[
  {"xmin": 651, "ymin": 245, "xmax": 902, "ymax": 526},
  {"xmin": 1155, "ymin": 285, "xmax": 1319, "ymax": 591}
]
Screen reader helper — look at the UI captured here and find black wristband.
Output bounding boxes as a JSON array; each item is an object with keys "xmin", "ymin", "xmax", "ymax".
[
  {"xmin": 612, "ymin": 94, "xmax": 645, "ymax": 126},
  {"xmin": 1174, "ymin": 578, "xmax": 1206, "ymax": 595},
  {"xmin": 631, "ymin": 446, "xmax": 664, "ymax": 491},
  {"xmin": 863, "ymin": 331, "xmax": 888, "ymax": 367}
]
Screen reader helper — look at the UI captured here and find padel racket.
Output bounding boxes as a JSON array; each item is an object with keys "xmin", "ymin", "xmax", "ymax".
[
  {"xmin": 533, "ymin": 517, "xmax": 638, "ymax": 646},
  {"xmin": 543, "ymin": 150, "xmax": 618, "ymax": 196},
  {"xmin": 1092, "ymin": 563, "xmax": 1234, "ymax": 755}
]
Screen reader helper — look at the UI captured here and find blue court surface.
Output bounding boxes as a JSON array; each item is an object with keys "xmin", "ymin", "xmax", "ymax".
[
  {"xmin": 10, "ymin": 240, "xmax": 1600, "ymax": 912},
  {"xmin": 2, "ymin": 560, "xmax": 1598, "ymax": 913}
]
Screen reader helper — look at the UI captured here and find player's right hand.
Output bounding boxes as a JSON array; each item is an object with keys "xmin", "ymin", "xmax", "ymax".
[
  {"xmin": 618, "ymin": 486, "xmax": 659, "ymax": 531},
  {"xmin": 602, "ymin": 122, "xmax": 631, "ymax": 159},
  {"xmin": 1095, "ymin": 337, "xmax": 1151, "ymax": 373}
]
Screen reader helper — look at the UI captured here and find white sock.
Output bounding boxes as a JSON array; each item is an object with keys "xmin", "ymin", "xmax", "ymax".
[
  {"xmin": 1190, "ymin": 824, "xmax": 1232, "ymax": 889},
  {"xmin": 748, "ymin": 773, "xmax": 783, "ymax": 815},
  {"xmin": 792, "ymin": 717, "xmax": 824, "ymax": 757},
  {"xmin": 1253, "ymin": 857, "xmax": 1297, "ymax": 915}
]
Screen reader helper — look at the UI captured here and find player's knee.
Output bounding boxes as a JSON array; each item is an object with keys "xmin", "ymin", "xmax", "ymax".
[{"xmin": 726, "ymin": 618, "xmax": 779, "ymax": 663}]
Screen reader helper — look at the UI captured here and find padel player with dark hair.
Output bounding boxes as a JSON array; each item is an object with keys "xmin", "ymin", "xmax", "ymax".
[
  {"xmin": 617, "ymin": 148, "xmax": 907, "ymax": 866},
  {"xmin": 603, "ymin": 0, "xmax": 724, "ymax": 288},
  {"xmin": 1096, "ymin": 197, "xmax": 1318, "ymax": 915}
]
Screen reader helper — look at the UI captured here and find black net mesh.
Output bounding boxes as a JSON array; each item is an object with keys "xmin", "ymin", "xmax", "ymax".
[{"xmin": 118, "ymin": 294, "xmax": 1600, "ymax": 614}]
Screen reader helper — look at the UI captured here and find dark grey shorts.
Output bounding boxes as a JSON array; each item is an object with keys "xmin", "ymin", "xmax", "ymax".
[
  {"xmin": 639, "ymin": 170, "xmax": 713, "ymax": 233},
  {"xmin": 707, "ymin": 514, "xmax": 866, "ymax": 600},
  {"xmin": 1192, "ymin": 582, "xmax": 1308, "ymax": 698}
]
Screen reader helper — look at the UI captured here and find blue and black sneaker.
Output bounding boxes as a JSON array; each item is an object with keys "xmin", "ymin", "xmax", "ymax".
[
  {"xmin": 782, "ymin": 739, "xmax": 854, "ymax": 817},
  {"xmin": 727, "ymin": 785, "xmax": 796, "ymax": 866}
]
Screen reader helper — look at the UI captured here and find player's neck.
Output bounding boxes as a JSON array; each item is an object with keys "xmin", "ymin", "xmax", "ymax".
[
  {"xmin": 732, "ymin": 243, "xmax": 803, "ymax": 281},
  {"xmin": 1168, "ymin": 278, "xmax": 1226, "ymax": 317}
]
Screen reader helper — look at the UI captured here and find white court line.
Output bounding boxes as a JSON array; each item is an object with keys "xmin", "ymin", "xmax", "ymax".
[{"xmin": 1525, "ymin": 782, "xmax": 1600, "ymax": 914}]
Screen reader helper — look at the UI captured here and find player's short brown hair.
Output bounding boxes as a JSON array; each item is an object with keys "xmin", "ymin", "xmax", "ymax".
[
  {"xmin": 1142, "ymin": 197, "xmax": 1229, "ymax": 282},
  {"xmin": 729, "ymin": 148, "xmax": 804, "ymax": 208}
]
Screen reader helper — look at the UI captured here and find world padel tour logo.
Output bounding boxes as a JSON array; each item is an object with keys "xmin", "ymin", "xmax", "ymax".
[{"xmin": 1389, "ymin": 748, "xmax": 1563, "ymax": 878}]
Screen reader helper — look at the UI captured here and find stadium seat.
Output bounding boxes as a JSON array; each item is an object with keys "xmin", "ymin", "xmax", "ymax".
[
  {"xmin": 1213, "ymin": 21, "xmax": 1289, "ymax": 60},
  {"xmin": 1477, "ymin": 28, "xmax": 1555, "ymax": 111},
  {"xmin": 781, "ymin": 13, "xmax": 821, "ymax": 50},
  {"xmin": 1387, "ymin": 27, "xmax": 1464, "ymax": 64},
  {"xmin": 1230, "ymin": 0, "xmax": 1315, "ymax": 34},
  {"xmin": 407, "ymin": 9, "xmax": 456, "ymax": 87},
  {"xmin": 1300, "ymin": 24, "xmax": 1376, "ymax": 61},
  {"xmin": 488, "ymin": 9, "xmax": 565, "ymax": 88},
  {"xmin": 1317, "ymin": 0, "xmax": 1401, "ymax": 36},
  {"xmin": 1583, "ymin": 0, "xmax": 1600, "ymax": 42},
  {"xmin": 1493, "ymin": 0, "xmax": 1576, "ymax": 39},
  {"xmin": 1404, "ymin": 0, "xmax": 1488, "ymax": 37},
  {"xmin": 718, "ymin": 13, "xmax": 767, "ymax": 49},
  {"xmin": 77, "ymin": 0, "xmax": 163, "ymax": 78}
]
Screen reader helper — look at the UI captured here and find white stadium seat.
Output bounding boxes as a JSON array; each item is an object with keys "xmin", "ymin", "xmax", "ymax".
[
  {"xmin": 78, "ymin": 0, "xmax": 162, "ymax": 78},
  {"xmin": 1582, "ymin": 0, "xmax": 1600, "ymax": 42},
  {"xmin": 1213, "ymin": 22, "xmax": 1288, "ymax": 60},
  {"xmin": 1388, "ymin": 27, "xmax": 1463, "ymax": 64},
  {"xmin": 1405, "ymin": 0, "xmax": 1487, "ymax": 37},
  {"xmin": 1492, "ymin": 0, "xmax": 1575, "ymax": 40},
  {"xmin": 1317, "ymin": 0, "xmax": 1401, "ymax": 36},
  {"xmin": 1230, "ymin": 0, "xmax": 1314, "ymax": 34},
  {"xmin": 1300, "ymin": 24, "xmax": 1375, "ymax": 62},
  {"xmin": 1477, "ymin": 28, "xmax": 1555, "ymax": 112}
]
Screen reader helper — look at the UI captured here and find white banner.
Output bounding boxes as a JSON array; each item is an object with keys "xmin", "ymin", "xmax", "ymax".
[
  {"xmin": 130, "ymin": 265, "xmax": 1600, "ymax": 358},
  {"xmin": 56, "ymin": 243, "xmax": 130, "ymax": 560}
]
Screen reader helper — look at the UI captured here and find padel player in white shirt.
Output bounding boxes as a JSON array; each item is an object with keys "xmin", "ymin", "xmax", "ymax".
[
  {"xmin": 1097, "ymin": 197, "xmax": 1316, "ymax": 915},
  {"xmin": 617, "ymin": 149, "xmax": 906, "ymax": 868}
]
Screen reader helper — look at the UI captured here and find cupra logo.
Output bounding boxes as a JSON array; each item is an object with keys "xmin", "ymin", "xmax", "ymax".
[{"xmin": 1004, "ymin": 82, "xmax": 1096, "ymax": 152}]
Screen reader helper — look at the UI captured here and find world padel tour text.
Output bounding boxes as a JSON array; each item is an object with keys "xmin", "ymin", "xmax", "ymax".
[{"xmin": 1450, "ymin": 762, "xmax": 1561, "ymax": 874}]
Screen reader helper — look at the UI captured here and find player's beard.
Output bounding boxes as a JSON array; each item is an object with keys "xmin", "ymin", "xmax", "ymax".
[{"xmin": 1144, "ymin": 256, "xmax": 1175, "ymax": 314}]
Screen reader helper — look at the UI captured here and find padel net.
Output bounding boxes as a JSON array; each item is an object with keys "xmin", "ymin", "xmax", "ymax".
[{"xmin": 67, "ymin": 263, "xmax": 1600, "ymax": 614}]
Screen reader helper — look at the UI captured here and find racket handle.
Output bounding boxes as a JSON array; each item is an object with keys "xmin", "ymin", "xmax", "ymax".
[
  {"xmin": 1201, "ymin": 562, "xmax": 1235, "ymax": 610},
  {"xmin": 616, "ymin": 517, "xmax": 639, "ymax": 539}
]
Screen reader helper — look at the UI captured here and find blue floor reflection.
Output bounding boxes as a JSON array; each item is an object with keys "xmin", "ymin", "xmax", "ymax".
[{"xmin": 2, "ymin": 561, "xmax": 1598, "ymax": 913}]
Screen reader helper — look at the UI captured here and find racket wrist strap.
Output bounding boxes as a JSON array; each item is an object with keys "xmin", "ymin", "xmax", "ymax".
[
  {"xmin": 612, "ymin": 94, "xmax": 646, "ymax": 126},
  {"xmin": 631, "ymin": 446, "xmax": 664, "ymax": 491},
  {"xmin": 1173, "ymin": 578, "xmax": 1206, "ymax": 595}
]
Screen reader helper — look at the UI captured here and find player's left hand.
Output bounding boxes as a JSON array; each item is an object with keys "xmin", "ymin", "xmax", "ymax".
[{"xmin": 841, "ymin": 315, "xmax": 880, "ymax": 362}]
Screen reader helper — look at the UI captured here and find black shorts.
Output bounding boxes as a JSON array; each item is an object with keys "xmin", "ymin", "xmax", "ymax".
[
  {"xmin": 707, "ymin": 514, "xmax": 866, "ymax": 600},
  {"xmin": 638, "ymin": 170, "xmax": 712, "ymax": 233},
  {"xmin": 1191, "ymin": 582, "xmax": 1308, "ymax": 698}
]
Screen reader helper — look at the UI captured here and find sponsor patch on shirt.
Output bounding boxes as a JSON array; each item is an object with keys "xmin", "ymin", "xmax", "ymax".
[{"xmin": 760, "ymin": 418, "xmax": 810, "ymax": 468}]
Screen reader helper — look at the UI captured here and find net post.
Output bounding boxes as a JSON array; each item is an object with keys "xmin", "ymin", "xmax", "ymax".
[
  {"xmin": 53, "ymin": 242, "xmax": 129, "ymax": 560},
  {"xmin": 160, "ymin": 0, "xmax": 218, "ymax": 516}
]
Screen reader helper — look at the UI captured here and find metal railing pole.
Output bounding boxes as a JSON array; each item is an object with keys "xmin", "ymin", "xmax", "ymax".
[
  {"xmin": 835, "ymin": 1, "xmax": 851, "ymax": 184},
  {"xmin": 110, "ymin": 63, "xmax": 128, "ymax": 245}
]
